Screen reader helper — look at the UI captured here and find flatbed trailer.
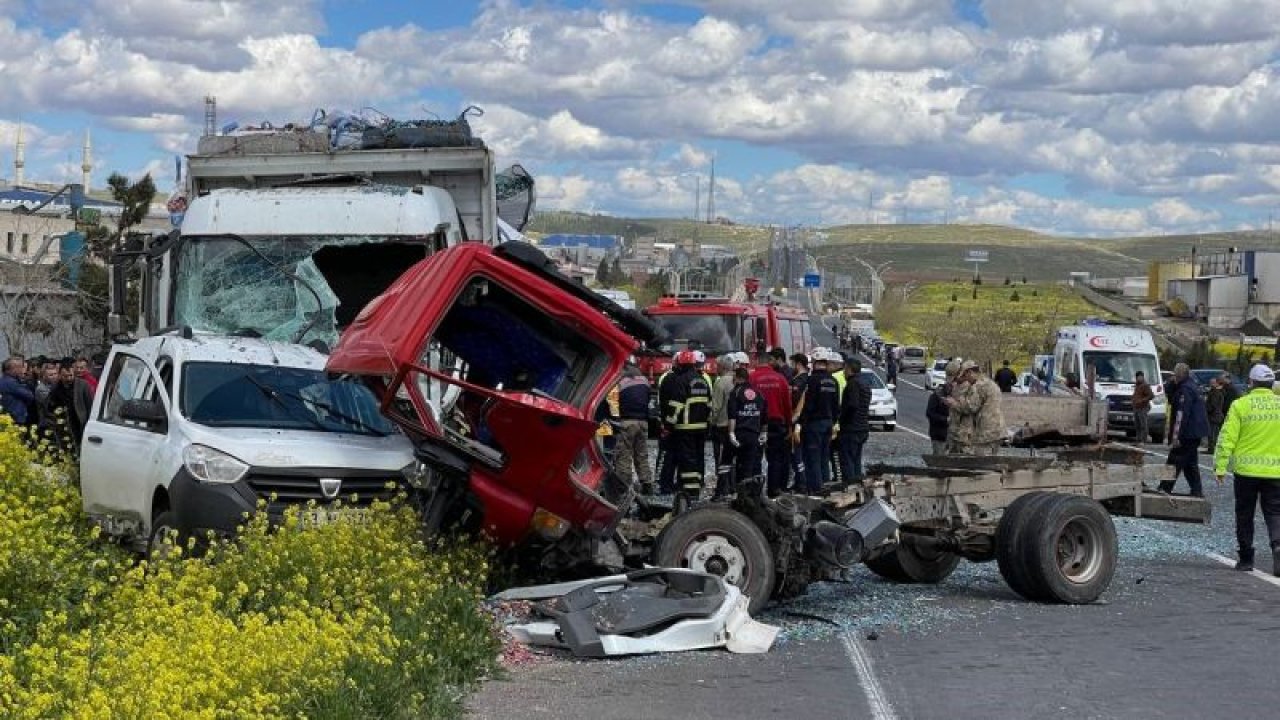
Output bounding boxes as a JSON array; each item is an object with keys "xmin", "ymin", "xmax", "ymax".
[{"xmin": 637, "ymin": 447, "xmax": 1210, "ymax": 612}]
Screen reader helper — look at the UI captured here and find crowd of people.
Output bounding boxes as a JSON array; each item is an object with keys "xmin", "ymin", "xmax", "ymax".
[
  {"xmin": 607, "ymin": 346, "xmax": 1013, "ymax": 504},
  {"xmin": 0, "ymin": 353, "xmax": 102, "ymax": 455},
  {"xmin": 606, "ymin": 346, "xmax": 879, "ymax": 502}
]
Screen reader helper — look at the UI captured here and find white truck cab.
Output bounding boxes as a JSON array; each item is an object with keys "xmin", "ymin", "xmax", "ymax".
[
  {"xmin": 79, "ymin": 331, "xmax": 415, "ymax": 554},
  {"xmin": 1053, "ymin": 322, "xmax": 1166, "ymax": 442}
]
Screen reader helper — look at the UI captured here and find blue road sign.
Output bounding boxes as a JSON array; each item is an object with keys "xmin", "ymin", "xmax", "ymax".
[{"xmin": 802, "ymin": 272, "xmax": 821, "ymax": 288}]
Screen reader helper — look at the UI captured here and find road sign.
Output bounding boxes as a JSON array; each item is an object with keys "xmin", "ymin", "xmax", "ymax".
[
  {"xmin": 966, "ymin": 249, "xmax": 989, "ymax": 263},
  {"xmin": 802, "ymin": 273, "xmax": 821, "ymax": 288}
]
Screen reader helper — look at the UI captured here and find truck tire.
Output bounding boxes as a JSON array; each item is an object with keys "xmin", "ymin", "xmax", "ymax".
[
  {"xmin": 653, "ymin": 506, "xmax": 776, "ymax": 615},
  {"xmin": 1020, "ymin": 494, "xmax": 1117, "ymax": 604},
  {"xmin": 864, "ymin": 538, "xmax": 961, "ymax": 584},
  {"xmin": 996, "ymin": 491, "xmax": 1055, "ymax": 600}
]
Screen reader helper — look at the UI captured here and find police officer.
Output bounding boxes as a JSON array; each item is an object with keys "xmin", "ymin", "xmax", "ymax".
[
  {"xmin": 798, "ymin": 349, "xmax": 840, "ymax": 493},
  {"xmin": 788, "ymin": 352, "xmax": 811, "ymax": 490},
  {"xmin": 1214, "ymin": 364, "xmax": 1280, "ymax": 574},
  {"xmin": 664, "ymin": 350, "xmax": 712, "ymax": 503},
  {"xmin": 727, "ymin": 366, "xmax": 767, "ymax": 497}
]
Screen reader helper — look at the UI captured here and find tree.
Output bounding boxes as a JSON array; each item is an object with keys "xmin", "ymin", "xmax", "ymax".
[
  {"xmin": 611, "ymin": 256, "xmax": 624, "ymax": 286},
  {"xmin": 596, "ymin": 257, "xmax": 611, "ymax": 286},
  {"xmin": 87, "ymin": 173, "xmax": 157, "ymax": 260}
]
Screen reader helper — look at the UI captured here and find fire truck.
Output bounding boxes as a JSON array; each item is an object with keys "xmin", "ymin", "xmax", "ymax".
[{"xmin": 637, "ymin": 281, "xmax": 812, "ymax": 382}]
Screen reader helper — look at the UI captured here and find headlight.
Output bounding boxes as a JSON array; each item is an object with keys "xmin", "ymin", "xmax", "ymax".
[{"xmin": 183, "ymin": 444, "xmax": 249, "ymax": 485}]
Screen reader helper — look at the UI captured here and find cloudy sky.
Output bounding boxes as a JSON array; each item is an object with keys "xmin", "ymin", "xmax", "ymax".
[{"xmin": 1, "ymin": 0, "xmax": 1278, "ymax": 236}]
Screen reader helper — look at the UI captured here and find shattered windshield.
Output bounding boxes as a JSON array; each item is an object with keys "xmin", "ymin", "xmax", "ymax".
[
  {"xmin": 181, "ymin": 361, "xmax": 394, "ymax": 435},
  {"xmin": 172, "ymin": 235, "xmax": 421, "ymax": 346}
]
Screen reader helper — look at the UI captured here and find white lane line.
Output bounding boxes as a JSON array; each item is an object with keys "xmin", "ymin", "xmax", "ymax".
[
  {"xmin": 1205, "ymin": 552, "xmax": 1280, "ymax": 588},
  {"xmin": 894, "ymin": 423, "xmax": 932, "ymax": 441},
  {"xmin": 1116, "ymin": 440, "xmax": 1213, "ymax": 474},
  {"xmin": 840, "ymin": 630, "xmax": 898, "ymax": 720}
]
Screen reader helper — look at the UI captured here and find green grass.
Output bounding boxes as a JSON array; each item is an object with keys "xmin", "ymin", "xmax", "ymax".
[{"xmin": 880, "ymin": 281, "xmax": 1115, "ymax": 368}]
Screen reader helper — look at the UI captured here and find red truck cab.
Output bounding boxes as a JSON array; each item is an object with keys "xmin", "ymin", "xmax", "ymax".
[{"xmin": 326, "ymin": 242, "xmax": 663, "ymax": 548}]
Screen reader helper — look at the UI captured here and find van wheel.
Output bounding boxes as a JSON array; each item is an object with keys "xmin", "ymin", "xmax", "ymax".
[{"xmin": 147, "ymin": 510, "xmax": 183, "ymax": 561}]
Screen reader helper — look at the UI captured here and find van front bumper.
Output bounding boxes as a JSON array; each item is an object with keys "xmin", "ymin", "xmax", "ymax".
[{"xmin": 169, "ymin": 466, "xmax": 405, "ymax": 538}]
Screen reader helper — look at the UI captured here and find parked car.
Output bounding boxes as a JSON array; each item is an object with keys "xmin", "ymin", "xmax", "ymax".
[
  {"xmin": 926, "ymin": 359, "xmax": 949, "ymax": 389},
  {"xmin": 861, "ymin": 369, "xmax": 897, "ymax": 431},
  {"xmin": 1012, "ymin": 371, "xmax": 1035, "ymax": 395},
  {"xmin": 900, "ymin": 346, "xmax": 928, "ymax": 373}
]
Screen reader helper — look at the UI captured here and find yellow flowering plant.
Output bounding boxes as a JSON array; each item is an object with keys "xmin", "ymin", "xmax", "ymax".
[{"xmin": 0, "ymin": 418, "xmax": 499, "ymax": 720}]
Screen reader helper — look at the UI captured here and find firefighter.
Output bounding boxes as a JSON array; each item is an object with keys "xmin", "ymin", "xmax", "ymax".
[
  {"xmin": 654, "ymin": 354, "xmax": 681, "ymax": 494},
  {"xmin": 664, "ymin": 350, "xmax": 712, "ymax": 503}
]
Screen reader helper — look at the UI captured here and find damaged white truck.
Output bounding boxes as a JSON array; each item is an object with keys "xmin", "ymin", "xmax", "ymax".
[{"xmin": 82, "ymin": 114, "xmax": 534, "ymax": 553}]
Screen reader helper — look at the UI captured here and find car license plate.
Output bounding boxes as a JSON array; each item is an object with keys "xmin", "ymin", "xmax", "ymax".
[
  {"xmin": 301, "ymin": 508, "xmax": 367, "ymax": 527},
  {"xmin": 1113, "ymin": 413, "xmax": 1132, "ymax": 422}
]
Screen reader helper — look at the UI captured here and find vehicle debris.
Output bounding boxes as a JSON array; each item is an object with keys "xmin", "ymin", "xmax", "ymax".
[{"xmin": 494, "ymin": 569, "xmax": 779, "ymax": 657}]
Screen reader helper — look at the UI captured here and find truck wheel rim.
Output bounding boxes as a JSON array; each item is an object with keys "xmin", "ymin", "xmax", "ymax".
[
  {"xmin": 1056, "ymin": 517, "xmax": 1104, "ymax": 584},
  {"xmin": 682, "ymin": 533, "xmax": 747, "ymax": 586}
]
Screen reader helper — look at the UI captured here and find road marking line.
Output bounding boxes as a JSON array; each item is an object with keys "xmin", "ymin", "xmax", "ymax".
[
  {"xmin": 1204, "ymin": 552, "xmax": 1280, "ymax": 589},
  {"xmin": 900, "ymin": 378, "xmax": 926, "ymax": 391},
  {"xmin": 895, "ymin": 424, "xmax": 931, "ymax": 441},
  {"xmin": 1114, "ymin": 443, "xmax": 1216, "ymax": 474},
  {"xmin": 840, "ymin": 630, "xmax": 898, "ymax": 720}
]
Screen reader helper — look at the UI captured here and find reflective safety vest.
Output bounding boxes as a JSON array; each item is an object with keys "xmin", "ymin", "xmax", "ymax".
[{"xmin": 1215, "ymin": 388, "xmax": 1280, "ymax": 480}]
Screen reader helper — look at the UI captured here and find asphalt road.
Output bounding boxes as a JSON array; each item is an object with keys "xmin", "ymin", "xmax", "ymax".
[{"xmin": 469, "ymin": 349, "xmax": 1280, "ymax": 720}]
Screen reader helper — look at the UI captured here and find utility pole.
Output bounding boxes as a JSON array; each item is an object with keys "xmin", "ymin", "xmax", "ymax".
[
  {"xmin": 694, "ymin": 175, "xmax": 701, "ymax": 223},
  {"xmin": 706, "ymin": 156, "xmax": 716, "ymax": 223}
]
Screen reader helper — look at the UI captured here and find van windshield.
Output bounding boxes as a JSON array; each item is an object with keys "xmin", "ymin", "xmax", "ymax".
[
  {"xmin": 1082, "ymin": 352, "xmax": 1158, "ymax": 385},
  {"xmin": 181, "ymin": 361, "xmax": 395, "ymax": 435}
]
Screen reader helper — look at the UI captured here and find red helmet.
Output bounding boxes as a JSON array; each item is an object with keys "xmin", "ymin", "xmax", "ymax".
[{"xmin": 675, "ymin": 350, "xmax": 697, "ymax": 365}]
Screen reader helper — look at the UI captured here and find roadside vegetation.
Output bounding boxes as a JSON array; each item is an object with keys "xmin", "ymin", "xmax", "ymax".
[
  {"xmin": 0, "ymin": 420, "xmax": 497, "ymax": 720},
  {"xmin": 876, "ymin": 280, "xmax": 1114, "ymax": 370}
]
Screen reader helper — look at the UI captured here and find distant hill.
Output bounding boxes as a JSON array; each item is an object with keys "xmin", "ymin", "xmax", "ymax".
[{"xmin": 526, "ymin": 211, "xmax": 1280, "ymax": 283}]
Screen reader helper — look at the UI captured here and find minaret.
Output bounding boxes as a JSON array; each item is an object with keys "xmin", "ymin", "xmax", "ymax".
[
  {"xmin": 81, "ymin": 129, "xmax": 93, "ymax": 189},
  {"xmin": 14, "ymin": 123, "xmax": 25, "ymax": 187}
]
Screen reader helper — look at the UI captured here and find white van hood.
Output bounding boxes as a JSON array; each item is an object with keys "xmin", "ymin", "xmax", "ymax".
[{"xmin": 179, "ymin": 423, "xmax": 414, "ymax": 470}]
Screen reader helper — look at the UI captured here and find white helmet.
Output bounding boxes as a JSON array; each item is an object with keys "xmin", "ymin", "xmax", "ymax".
[
  {"xmin": 693, "ymin": 350, "xmax": 707, "ymax": 364},
  {"xmin": 732, "ymin": 351, "xmax": 750, "ymax": 366}
]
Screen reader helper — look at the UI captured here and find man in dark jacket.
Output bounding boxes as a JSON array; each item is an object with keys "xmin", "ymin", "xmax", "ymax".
[
  {"xmin": 788, "ymin": 352, "xmax": 811, "ymax": 491},
  {"xmin": 726, "ymin": 367, "xmax": 767, "ymax": 497},
  {"xmin": 994, "ymin": 360, "xmax": 1017, "ymax": 393},
  {"xmin": 837, "ymin": 357, "xmax": 871, "ymax": 485},
  {"xmin": 1206, "ymin": 377, "xmax": 1227, "ymax": 453},
  {"xmin": 798, "ymin": 350, "xmax": 840, "ymax": 493},
  {"xmin": 614, "ymin": 363, "xmax": 654, "ymax": 494},
  {"xmin": 926, "ymin": 377, "xmax": 952, "ymax": 456},
  {"xmin": 1159, "ymin": 363, "xmax": 1210, "ymax": 497},
  {"xmin": 0, "ymin": 357, "xmax": 35, "ymax": 427}
]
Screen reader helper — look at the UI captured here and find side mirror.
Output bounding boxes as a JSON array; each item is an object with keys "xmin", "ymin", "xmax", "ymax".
[
  {"xmin": 120, "ymin": 399, "xmax": 167, "ymax": 426},
  {"xmin": 887, "ymin": 383, "xmax": 897, "ymax": 393}
]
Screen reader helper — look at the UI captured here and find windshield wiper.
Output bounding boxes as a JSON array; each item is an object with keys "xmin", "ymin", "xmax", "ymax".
[
  {"xmin": 243, "ymin": 373, "xmax": 332, "ymax": 434},
  {"xmin": 244, "ymin": 373, "xmax": 387, "ymax": 436}
]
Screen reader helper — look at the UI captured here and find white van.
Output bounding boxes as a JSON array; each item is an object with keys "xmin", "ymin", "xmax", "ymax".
[
  {"xmin": 79, "ymin": 331, "xmax": 415, "ymax": 555},
  {"xmin": 1052, "ymin": 323, "xmax": 1165, "ymax": 442}
]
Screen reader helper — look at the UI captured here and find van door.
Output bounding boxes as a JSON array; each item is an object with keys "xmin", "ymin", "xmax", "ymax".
[{"xmin": 80, "ymin": 351, "xmax": 172, "ymax": 535}]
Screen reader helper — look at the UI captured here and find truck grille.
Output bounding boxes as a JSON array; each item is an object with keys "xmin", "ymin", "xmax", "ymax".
[
  {"xmin": 1107, "ymin": 396, "xmax": 1134, "ymax": 412},
  {"xmin": 246, "ymin": 473, "xmax": 401, "ymax": 506}
]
